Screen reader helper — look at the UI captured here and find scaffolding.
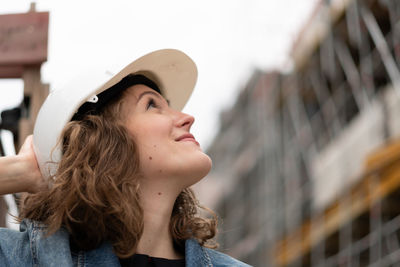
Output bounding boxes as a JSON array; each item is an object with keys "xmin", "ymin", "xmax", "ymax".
[{"xmin": 205, "ymin": 0, "xmax": 400, "ymax": 266}]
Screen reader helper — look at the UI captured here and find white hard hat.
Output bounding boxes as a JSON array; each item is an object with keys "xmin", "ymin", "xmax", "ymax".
[{"xmin": 33, "ymin": 49, "xmax": 198, "ymax": 179}]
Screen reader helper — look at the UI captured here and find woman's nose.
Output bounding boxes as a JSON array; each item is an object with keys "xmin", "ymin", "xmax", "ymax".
[{"xmin": 175, "ymin": 111, "xmax": 195, "ymax": 129}]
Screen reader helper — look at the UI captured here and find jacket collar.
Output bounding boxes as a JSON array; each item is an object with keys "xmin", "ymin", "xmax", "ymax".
[
  {"xmin": 185, "ymin": 239, "xmax": 213, "ymax": 267},
  {"xmin": 22, "ymin": 219, "xmax": 212, "ymax": 266}
]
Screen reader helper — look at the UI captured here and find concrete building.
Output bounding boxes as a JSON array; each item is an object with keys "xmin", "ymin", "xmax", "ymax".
[{"xmin": 201, "ymin": 0, "xmax": 400, "ymax": 265}]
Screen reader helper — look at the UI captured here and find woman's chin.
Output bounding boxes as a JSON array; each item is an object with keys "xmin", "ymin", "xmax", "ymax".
[{"xmin": 186, "ymin": 153, "xmax": 213, "ymax": 186}]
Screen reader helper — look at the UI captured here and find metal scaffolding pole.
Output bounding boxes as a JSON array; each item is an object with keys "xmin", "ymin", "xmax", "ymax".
[
  {"xmin": 334, "ymin": 38, "xmax": 369, "ymax": 109},
  {"xmin": 361, "ymin": 5, "xmax": 400, "ymax": 95}
]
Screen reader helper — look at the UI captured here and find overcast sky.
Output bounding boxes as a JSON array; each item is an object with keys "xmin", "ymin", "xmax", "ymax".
[{"xmin": 0, "ymin": 0, "xmax": 319, "ymax": 153}]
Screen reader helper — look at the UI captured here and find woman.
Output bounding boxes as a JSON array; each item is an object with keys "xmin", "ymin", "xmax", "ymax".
[{"xmin": 0, "ymin": 49, "xmax": 250, "ymax": 266}]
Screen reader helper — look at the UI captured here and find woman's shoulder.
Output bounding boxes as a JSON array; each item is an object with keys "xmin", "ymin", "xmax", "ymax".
[
  {"xmin": 0, "ymin": 219, "xmax": 76, "ymax": 266},
  {"xmin": 0, "ymin": 220, "xmax": 36, "ymax": 265},
  {"xmin": 203, "ymin": 247, "xmax": 252, "ymax": 267},
  {"xmin": 185, "ymin": 239, "xmax": 252, "ymax": 267},
  {"xmin": 0, "ymin": 219, "xmax": 37, "ymax": 247}
]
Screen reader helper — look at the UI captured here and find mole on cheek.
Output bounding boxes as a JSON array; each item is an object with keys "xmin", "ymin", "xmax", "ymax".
[
  {"xmin": 149, "ymin": 156, "xmax": 152, "ymax": 160},
  {"xmin": 158, "ymin": 192, "xmax": 162, "ymax": 196}
]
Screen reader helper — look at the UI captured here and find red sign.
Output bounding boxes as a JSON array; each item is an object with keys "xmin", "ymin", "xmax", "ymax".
[{"xmin": 0, "ymin": 12, "xmax": 49, "ymax": 67}]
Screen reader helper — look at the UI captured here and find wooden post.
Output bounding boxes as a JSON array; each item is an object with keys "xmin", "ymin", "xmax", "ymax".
[
  {"xmin": 19, "ymin": 66, "xmax": 49, "ymax": 150},
  {"xmin": 0, "ymin": 6, "xmax": 49, "ymax": 227}
]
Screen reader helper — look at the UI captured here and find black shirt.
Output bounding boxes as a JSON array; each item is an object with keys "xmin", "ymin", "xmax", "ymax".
[{"xmin": 119, "ymin": 254, "xmax": 185, "ymax": 267}]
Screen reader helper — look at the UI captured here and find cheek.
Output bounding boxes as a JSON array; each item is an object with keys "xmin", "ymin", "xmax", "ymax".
[
  {"xmin": 126, "ymin": 117, "xmax": 172, "ymax": 147},
  {"xmin": 135, "ymin": 128, "xmax": 172, "ymax": 156},
  {"xmin": 129, "ymin": 125, "xmax": 173, "ymax": 172},
  {"xmin": 137, "ymin": 142, "xmax": 170, "ymax": 179}
]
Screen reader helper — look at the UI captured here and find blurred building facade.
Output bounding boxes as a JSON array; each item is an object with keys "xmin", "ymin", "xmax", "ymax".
[{"xmin": 202, "ymin": 0, "xmax": 400, "ymax": 265}]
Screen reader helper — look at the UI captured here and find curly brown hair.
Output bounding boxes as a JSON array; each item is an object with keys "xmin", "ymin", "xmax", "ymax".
[{"xmin": 19, "ymin": 86, "xmax": 217, "ymax": 258}]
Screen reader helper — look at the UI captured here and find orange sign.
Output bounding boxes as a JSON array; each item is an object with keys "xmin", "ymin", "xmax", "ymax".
[{"xmin": 0, "ymin": 11, "xmax": 49, "ymax": 77}]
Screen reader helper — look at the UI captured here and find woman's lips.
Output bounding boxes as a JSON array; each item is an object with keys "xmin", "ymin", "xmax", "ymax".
[
  {"xmin": 176, "ymin": 133, "xmax": 200, "ymax": 146},
  {"xmin": 179, "ymin": 137, "xmax": 199, "ymax": 146}
]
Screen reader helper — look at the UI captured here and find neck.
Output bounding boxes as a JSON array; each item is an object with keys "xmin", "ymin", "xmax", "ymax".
[{"xmin": 136, "ymin": 180, "xmax": 183, "ymax": 259}]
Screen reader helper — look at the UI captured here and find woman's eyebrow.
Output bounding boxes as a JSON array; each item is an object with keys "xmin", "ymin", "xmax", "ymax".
[
  {"xmin": 137, "ymin": 90, "xmax": 170, "ymax": 106},
  {"xmin": 137, "ymin": 90, "xmax": 163, "ymax": 102}
]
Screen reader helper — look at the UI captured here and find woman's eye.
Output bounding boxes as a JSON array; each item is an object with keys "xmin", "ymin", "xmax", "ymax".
[{"xmin": 146, "ymin": 98, "xmax": 158, "ymax": 110}]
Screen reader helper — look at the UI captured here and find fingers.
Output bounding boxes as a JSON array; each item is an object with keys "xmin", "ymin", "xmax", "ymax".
[{"xmin": 18, "ymin": 135, "xmax": 34, "ymax": 155}]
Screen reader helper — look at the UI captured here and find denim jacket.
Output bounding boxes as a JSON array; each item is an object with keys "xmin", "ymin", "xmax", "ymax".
[{"xmin": 0, "ymin": 220, "xmax": 250, "ymax": 267}]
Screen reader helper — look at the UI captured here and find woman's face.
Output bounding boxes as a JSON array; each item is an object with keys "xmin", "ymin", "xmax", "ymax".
[{"xmin": 121, "ymin": 84, "xmax": 212, "ymax": 189}]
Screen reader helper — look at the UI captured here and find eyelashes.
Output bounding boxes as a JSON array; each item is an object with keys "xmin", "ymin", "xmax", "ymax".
[
  {"xmin": 144, "ymin": 95, "xmax": 169, "ymax": 111},
  {"xmin": 146, "ymin": 98, "xmax": 159, "ymax": 110}
]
